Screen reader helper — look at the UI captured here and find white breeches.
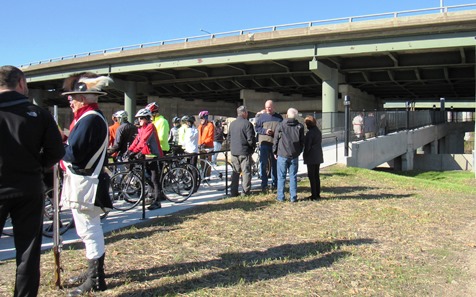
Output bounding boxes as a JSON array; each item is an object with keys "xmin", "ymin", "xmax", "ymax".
[{"xmin": 72, "ymin": 208, "xmax": 105, "ymax": 260}]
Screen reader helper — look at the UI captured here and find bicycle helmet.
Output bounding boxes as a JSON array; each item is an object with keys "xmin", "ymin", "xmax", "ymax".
[
  {"xmin": 181, "ymin": 115, "xmax": 189, "ymax": 123},
  {"xmin": 145, "ymin": 102, "xmax": 159, "ymax": 113},
  {"xmin": 135, "ymin": 108, "xmax": 152, "ymax": 119},
  {"xmin": 198, "ymin": 110, "xmax": 209, "ymax": 119},
  {"xmin": 114, "ymin": 110, "xmax": 128, "ymax": 120},
  {"xmin": 172, "ymin": 116, "xmax": 181, "ymax": 123},
  {"xmin": 186, "ymin": 115, "xmax": 196, "ymax": 124}
]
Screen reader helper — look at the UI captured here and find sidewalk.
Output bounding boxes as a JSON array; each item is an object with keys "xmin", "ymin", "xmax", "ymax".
[{"xmin": 0, "ymin": 142, "xmax": 345, "ymax": 261}]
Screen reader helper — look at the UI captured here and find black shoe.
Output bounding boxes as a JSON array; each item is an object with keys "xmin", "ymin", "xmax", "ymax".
[{"xmin": 147, "ymin": 202, "xmax": 162, "ymax": 210}]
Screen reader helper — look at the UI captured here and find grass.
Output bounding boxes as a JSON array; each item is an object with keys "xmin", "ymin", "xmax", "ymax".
[{"xmin": 1, "ymin": 165, "xmax": 476, "ymax": 296}]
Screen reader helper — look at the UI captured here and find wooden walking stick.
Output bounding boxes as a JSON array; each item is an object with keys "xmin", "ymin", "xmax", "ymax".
[{"xmin": 52, "ymin": 105, "xmax": 63, "ymax": 289}]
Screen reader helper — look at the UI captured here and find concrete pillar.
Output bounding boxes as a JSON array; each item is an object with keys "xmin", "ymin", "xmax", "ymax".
[
  {"xmin": 438, "ymin": 136, "xmax": 447, "ymax": 153},
  {"xmin": 431, "ymin": 140, "xmax": 438, "ymax": 154},
  {"xmin": 402, "ymin": 131, "xmax": 415, "ymax": 171},
  {"xmin": 309, "ymin": 59, "xmax": 339, "ymax": 133},
  {"xmin": 402, "ymin": 150, "xmax": 415, "ymax": 171},
  {"xmin": 125, "ymin": 81, "xmax": 137, "ymax": 121}
]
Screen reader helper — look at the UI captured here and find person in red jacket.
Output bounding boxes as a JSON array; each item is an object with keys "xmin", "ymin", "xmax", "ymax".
[{"xmin": 127, "ymin": 108, "xmax": 163, "ymax": 210}]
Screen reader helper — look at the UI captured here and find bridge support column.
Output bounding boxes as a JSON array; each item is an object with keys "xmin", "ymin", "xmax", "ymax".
[
  {"xmin": 124, "ymin": 81, "xmax": 137, "ymax": 121},
  {"xmin": 402, "ymin": 131, "xmax": 415, "ymax": 171},
  {"xmin": 309, "ymin": 58, "xmax": 339, "ymax": 133},
  {"xmin": 431, "ymin": 140, "xmax": 439, "ymax": 154},
  {"xmin": 402, "ymin": 150, "xmax": 415, "ymax": 171}
]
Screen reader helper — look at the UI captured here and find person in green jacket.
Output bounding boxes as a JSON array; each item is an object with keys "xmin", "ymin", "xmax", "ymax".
[{"xmin": 146, "ymin": 102, "xmax": 170, "ymax": 153}]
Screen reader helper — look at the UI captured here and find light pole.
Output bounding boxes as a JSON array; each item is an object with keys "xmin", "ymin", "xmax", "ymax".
[
  {"xmin": 200, "ymin": 29, "xmax": 211, "ymax": 34},
  {"xmin": 344, "ymin": 96, "xmax": 350, "ymax": 157},
  {"xmin": 440, "ymin": 0, "xmax": 444, "ymax": 13}
]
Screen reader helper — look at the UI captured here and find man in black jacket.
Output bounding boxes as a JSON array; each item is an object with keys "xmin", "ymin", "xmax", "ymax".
[
  {"xmin": 228, "ymin": 106, "xmax": 256, "ymax": 197},
  {"xmin": 273, "ymin": 108, "xmax": 304, "ymax": 202},
  {"xmin": 0, "ymin": 65, "xmax": 65, "ymax": 296}
]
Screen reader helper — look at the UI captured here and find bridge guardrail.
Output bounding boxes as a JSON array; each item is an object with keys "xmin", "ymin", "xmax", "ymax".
[{"xmin": 20, "ymin": 3, "xmax": 476, "ymax": 67}]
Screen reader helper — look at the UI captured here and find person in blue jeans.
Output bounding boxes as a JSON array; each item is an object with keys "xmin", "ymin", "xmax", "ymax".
[
  {"xmin": 273, "ymin": 108, "xmax": 304, "ymax": 202},
  {"xmin": 254, "ymin": 100, "xmax": 282, "ymax": 192}
]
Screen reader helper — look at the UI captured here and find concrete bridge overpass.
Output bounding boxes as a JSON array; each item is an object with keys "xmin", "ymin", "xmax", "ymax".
[
  {"xmin": 21, "ymin": 4, "xmax": 476, "ymax": 118},
  {"xmin": 17, "ymin": 4, "xmax": 476, "ymax": 172}
]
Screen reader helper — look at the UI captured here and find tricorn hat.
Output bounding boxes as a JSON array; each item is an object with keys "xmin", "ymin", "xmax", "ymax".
[{"xmin": 62, "ymin": 72, "xmax": 113, "ymax": 96}]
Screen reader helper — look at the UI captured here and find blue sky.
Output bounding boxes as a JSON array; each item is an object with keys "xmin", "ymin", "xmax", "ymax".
[{"xmin": 1, "ymin": 0, "xmax": 475, "ymax": 67}]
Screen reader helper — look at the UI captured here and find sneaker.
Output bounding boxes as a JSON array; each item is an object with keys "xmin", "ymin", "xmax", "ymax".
[{"xmin": 147, "ymin": 202, "xmax": 162, "ymax": 210}]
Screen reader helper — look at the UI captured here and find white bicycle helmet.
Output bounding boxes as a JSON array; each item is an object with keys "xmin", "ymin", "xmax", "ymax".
[
  {"xmin": 114, "ymin": 110, "xmax": 128, "ymax": 119},
  {"xmin": 135, "ymin": 108, "xmax": 152, "ymax": 119}
]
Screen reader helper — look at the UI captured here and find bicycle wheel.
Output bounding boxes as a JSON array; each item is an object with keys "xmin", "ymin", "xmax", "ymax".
[
  {"xmin": 109, "ymin": 171, "xmax": 143, "ymax": 211},
  {"xmin": 182, "ymin": 163, "xmax": 201, "ymax": 193},
  {"xmin": 42, "ymin": 188, "xmax": 74, "ymax": 238},
  {"xmin": 162, "ymin": 167, "xmax": 195, "ymax": 203},
  {"xmin": 216, "ymin": 159, "xmax": 233, "ymax": 190},
  {"xmin": 198, "ymin": 158, "xmax": 232, "ymax": 190}
]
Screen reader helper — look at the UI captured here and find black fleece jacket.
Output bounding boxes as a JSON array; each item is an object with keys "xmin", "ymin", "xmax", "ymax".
[
  {"xmin": 273, "ymin": 118, "xmax": 304, "ymax": 158},
  {"xmin": 0, "ymin": 91, "xmax": 65, "ymax": 199}
]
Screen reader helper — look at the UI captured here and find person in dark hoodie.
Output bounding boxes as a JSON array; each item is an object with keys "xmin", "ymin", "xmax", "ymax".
[
  {"xmin": 273, "ymin": 108, "xmax": 304, "ymax": 202},
  {"xmin": 0, "ymin": 65, "xmax": 65, "ymax": 296}
]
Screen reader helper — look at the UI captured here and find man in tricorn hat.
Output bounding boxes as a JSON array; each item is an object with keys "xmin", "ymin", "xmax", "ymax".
[{"xmin": 60, "ymin": 72, "xmax": 113, "ymax": 296}]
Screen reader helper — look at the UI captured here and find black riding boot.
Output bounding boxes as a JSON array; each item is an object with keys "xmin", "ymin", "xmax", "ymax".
[
  {"xmin": 67, "ymin": 270, "xmax": 88, "ymax": 285},
  {"xmin": 68, "ymin": 253, "xmax": 107, "ymax": 296}
]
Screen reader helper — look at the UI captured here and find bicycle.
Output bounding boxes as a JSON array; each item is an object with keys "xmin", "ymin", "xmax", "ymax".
[
  {"xmin": 109, "ymin": 153, "xmax": 196, "ymax": 211},
  {"xmin": 196, "ymin": 148, "xmax": 232, "ymax": 190},
  {"xmin": 2, "ymin": 177, "xmax": 74, "ymax": 238}
]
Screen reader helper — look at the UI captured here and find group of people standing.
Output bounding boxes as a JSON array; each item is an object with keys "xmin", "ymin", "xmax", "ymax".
[
  {"xmin": 228, "ymin": 100, "xmax": 324, "ymax": 202},
  {"xmin": 0, "ymin": 64, "xmax": 324, "ymax": 297}
]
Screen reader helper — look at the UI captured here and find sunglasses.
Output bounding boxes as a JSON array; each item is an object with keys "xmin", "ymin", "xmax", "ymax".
[{"xmin": 138, "ymin": 117, "xmax": 148, "ymax": 120}]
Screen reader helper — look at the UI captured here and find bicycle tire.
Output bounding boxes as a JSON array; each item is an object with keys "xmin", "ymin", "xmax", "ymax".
[
  {"xmin": 162, "ymin": 167, "xmax": 195, "ymax": 203},
  {"xmin": 42, "ymin": 188, "xmax": 74, "ymax": 238},
  {"xmin": 109, "ymin": 171, "xmax": 143, "ymax": 211},
  {"xmin": 182, "ymin": 163, "xmax": 201, "ymax": 193},
  {"xmin": 198, "ymin": 158, "xmax": 232, "ymax": 190}
]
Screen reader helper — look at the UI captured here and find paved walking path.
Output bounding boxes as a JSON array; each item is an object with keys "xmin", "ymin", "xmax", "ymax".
[{"xmin": 0, "ymin": 142, "xmax": 346, "ymax": 261}]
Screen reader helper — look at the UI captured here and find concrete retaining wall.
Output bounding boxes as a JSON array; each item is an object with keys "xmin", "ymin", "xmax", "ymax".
[{"xmin": 414, "ymin": 154, "xmax": 474, "ymax": 171}]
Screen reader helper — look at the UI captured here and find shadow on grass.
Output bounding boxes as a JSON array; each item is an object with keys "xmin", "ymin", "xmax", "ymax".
[
  {"xmin": 295, "ymin": 185, "xmax": 414, "ymax": 201},
  {"xmin": 110, "ymin": 238, "xmax": 375, "ymax": 296},
  {"xmin": 104, "ymin": 199, "xmax": 275, "ymax": 244}
]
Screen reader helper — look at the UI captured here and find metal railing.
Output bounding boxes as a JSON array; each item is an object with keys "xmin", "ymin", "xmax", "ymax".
[
  {"xmin": 19, "ymin": 3, "xmax": 476, "ymax": 67},
  {"xmin": 304, "ymin": 110, "xmax": 474, "ymax": 141}
]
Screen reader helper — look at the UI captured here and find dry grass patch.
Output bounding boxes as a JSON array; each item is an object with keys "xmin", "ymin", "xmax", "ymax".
[{"xmin": 1, "ymin": 165, "xmax": 475, "ymax": 296}]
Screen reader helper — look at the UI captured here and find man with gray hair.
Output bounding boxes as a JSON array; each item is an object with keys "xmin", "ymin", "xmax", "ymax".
[
  {"xmin": 273, "ymin": 107, "xmax": 304, "ymax": 202},
  {"xmin": 228, "ymin": 105, "xmax": 256, "ymax": 197}
]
